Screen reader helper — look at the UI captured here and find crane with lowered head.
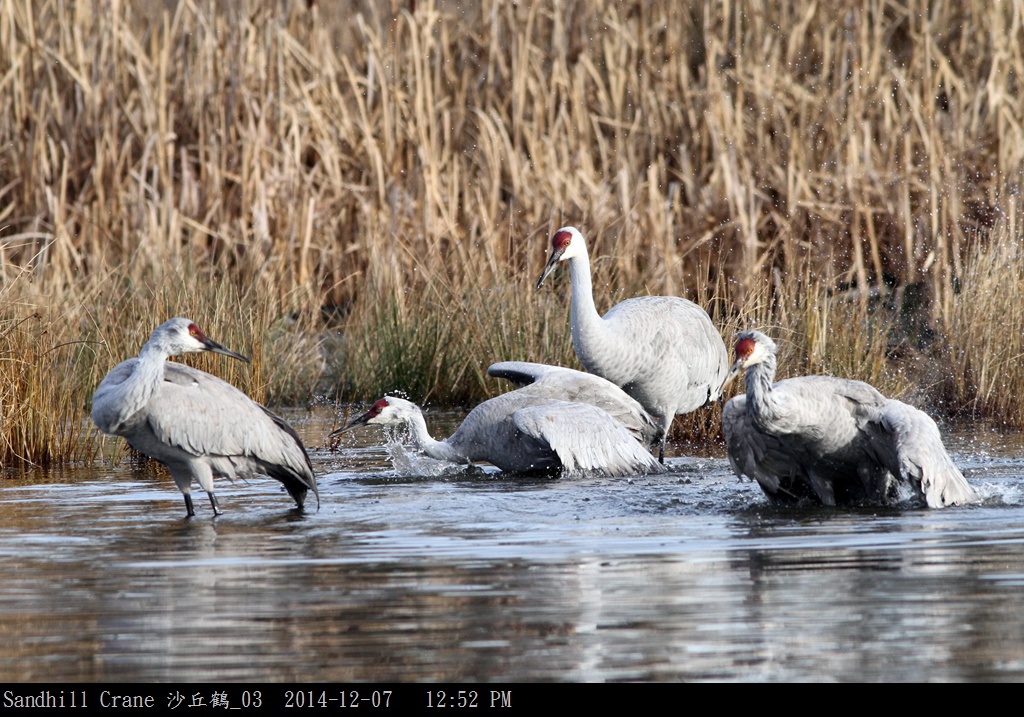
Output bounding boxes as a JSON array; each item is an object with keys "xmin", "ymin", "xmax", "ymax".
[{"xmin": 719, "ymin": 329, "xmax": 977, "ymax": 508}]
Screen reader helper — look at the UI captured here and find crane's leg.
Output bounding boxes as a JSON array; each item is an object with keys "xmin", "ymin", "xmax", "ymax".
[
  {"xmin": 187, "ymin": 464, "xmax": 221, "ymax": 516},
  {"xmin": 657, "ymin": 414, "xmax": 673, "ymax": 464},
  {"xmin": 169, "ymin": 467, "xmax": 196, "ymax": 518}
]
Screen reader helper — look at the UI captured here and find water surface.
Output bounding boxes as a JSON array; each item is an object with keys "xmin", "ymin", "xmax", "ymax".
[{"xmin": 1, "ymin": 409, "xmax": 1022, "ymax": 682}]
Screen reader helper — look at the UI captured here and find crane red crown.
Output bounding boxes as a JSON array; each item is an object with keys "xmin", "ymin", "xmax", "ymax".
[
  {"xmin": 368, "ymin": 398, "xmax": 390, "ymax": 417},
  {"xmin": 552, "ymin": 230, "xmax": 573, "ymax": 252},
  {"xmin": 735, "ymin": 336, "xmax": 756, "ymax": 359}
]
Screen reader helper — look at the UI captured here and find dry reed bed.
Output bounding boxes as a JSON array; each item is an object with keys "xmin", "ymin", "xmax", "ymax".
[
  {"xmin": 0, "ymin": 264, "xmax": 330, "ymax": 465},
  {"xmin": 1, "ymin": 0, "xmax": 1023, "ymax": 463}
]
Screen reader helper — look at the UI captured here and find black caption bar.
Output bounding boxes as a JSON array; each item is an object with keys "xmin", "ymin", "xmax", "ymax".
[
  {"xmin": 4, "ymin": 687, "xmax": 512, "ymax": 712},
  {"xmin": 0, "ymin": 684, "xmax": 665, "ymax": 713}
]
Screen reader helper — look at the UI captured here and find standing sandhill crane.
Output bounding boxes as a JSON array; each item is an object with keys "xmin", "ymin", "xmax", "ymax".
[
  {"xmin": 92, "ymin": 318, "xmax": 319, "ymax": 517},
  {"xmin": 720, "ymin": 329, "xmax": 977, "ymax": 508},
  {"xmin": 536, "ymin": 226, "xmax": 729, "ymax": 462},
  {"xmin": 335, "ymin": 362, "xmax": 665, "ymax": 476}
]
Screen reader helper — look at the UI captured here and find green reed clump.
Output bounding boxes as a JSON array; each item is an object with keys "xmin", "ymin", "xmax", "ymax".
[
  {"xmin": 342, "ymin": 289, "xmax": 464, "ymax": 405},
  {"xmin": 341, "ymin": 261, "xmax": 579, "ymax": 406}
]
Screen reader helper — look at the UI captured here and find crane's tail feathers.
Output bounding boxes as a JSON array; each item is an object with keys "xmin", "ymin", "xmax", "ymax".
[
  {"xmin": 487, "ymin": 362, "xmax": 545, "ymax": 386},
  {"xmin": 259, "ymin": 406, "xmax": 320, "ymax": 509},
  {"xmin": 899, "ymin": 446, "xmax": 976, "ymax": 508},
  {"xmin": 269, "ymin": 470, "xmax": 319, "ymax": 510},
  {"xmin": 883, "ymin": 404, "xmax": 977, "ymax": 508}
]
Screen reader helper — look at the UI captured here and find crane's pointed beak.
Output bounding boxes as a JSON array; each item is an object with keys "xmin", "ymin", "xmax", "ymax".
[
  {"xmin": 536, "ymin": 248, "xmax": 565, "ymax": 290},
  {"xmin": 203, "ymin": 337, "xmax": 251, "ymax": 364},
  {"xmin": 717, "ymin": 359, "xmax": 744, "ymax": 397},
  {"xmin": 329, "ymin": 409, "xmax": 372, "ymax": 437}
]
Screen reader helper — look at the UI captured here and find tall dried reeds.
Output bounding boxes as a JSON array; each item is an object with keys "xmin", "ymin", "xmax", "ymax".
[
  {"xmin": 944, "ymin": 219, "xmax": 1024, "ymax": 426},
  {"xmin": 1, "ymin": 0, "xmax": 1023, "ymax": 463},
  {"xmin": 0, "ymin": 262, "xmax": 330, "ymax": 465},
  {"xmin": 0, "ymin": 306, "xmax": 94, "ymax": 466}
]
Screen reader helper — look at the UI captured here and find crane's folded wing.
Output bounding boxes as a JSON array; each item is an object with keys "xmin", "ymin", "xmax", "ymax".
[
  {"xmin": 146, "ymin": 363, "xmax": 316, "ymax": 498},
  {"xmin": 511, "ymin": 402, "xmax": 664, "ymax": 477}
]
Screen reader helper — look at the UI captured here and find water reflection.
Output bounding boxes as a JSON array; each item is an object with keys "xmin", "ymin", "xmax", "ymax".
[{"xmin": 1, "ymin": 409, "xmax": 1023, "ymax": 681}]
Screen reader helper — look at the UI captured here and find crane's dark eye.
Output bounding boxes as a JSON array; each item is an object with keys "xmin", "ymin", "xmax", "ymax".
[
  {"xmin": 736, "ymin": 337, "xmax": 755, "ymax": 358},
  {"xmin": 188, "ymin": 324, "xmax": 201, "ymax": 338},
  {"xmin": 369, "ymin": 398, "xmax": 389, "ymax": 418},
  {"xmin": 552, "ymin": 230, "xmax": 572, "ymax": 252}
]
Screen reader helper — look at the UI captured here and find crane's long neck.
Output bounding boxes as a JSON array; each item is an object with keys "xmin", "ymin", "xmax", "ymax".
[
  {"xmin": 404, "ymin": 410, "xmax": 469, "ymax": 464},
  {"xmin": 104, "ymin": 342, "xmax": 169, "ymax": 433},
  {"xmin": 567, "ymin": 250, "xmax": 607, "ymax": 354},
  {"xmin": 744, "ymin": 353, "xmax": 783, "ymax": 432}
]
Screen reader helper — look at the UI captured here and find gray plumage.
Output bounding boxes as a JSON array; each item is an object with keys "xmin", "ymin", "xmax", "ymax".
[
  {"xmin": 336, "ymin": 362, "xmax": 664, "ymax": 476},
  {"xmin": 486, "ymin": 361, "xmax": 661, "ymax": 448},
  {"xmin": 720, "ymin": 329, "xmax": 977, "ymax": 508},
  {"xmin": 91, "ymin": 318, "xmax": 318, "ymax": 517},
  {"xmin": 537, "ymin": 226, "xmax": 729, "ymax": 461}
]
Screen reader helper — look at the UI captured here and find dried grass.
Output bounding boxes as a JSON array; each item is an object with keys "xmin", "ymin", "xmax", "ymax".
[
  {"xmin": 1, "ymin": 0, "xmax": 1022, "ymax": 462},
  {"xmin": 944, "ymin": 220, "xmax": 1024, "ymax": 426}
]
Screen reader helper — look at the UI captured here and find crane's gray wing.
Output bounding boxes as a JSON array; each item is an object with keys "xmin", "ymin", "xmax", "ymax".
[
  {"xmin": 488, "ymin": 361, "xmax": 660, "ymax": 448},
  {"xmin": 783, "ymin": 378, "xmax": 975, "ymax": 507},
  {"xmin": 149, "ymin": 363, "xmax": 317, "ymax": 505},
  {"xmin": 511, "ymin": 402, "xmax": 664, "ymax": 477},
  {"xmin": 818, "ymin": 379, "xmax": 975, "ymax": 507},
  {"xmin": 721, "ymin": 395, "xmax": 829, "ymax": 502},
  {"xmin": 868, "ymin": 401, "xmax": 976, "ymax": 508}
]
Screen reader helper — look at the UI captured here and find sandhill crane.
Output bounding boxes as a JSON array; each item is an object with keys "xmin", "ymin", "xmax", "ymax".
[
  {"xmin": 536, "ymin": 226, "xmax": 729, "ymax": 462},
  {"xmin": 720, "ymin": 329, "xmax": 977, "ymax": 508},
  {"xmin": 335, "ymin": 362, "xmax": 665, "ymax": 476},
  {"xmin": 92, "ymin": 318, "xmax": 319, "ymax": 517}
]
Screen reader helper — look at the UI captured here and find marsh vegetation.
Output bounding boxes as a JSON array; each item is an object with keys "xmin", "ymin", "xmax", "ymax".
[{"xmin": 2, "ymin": 0, "xmax": 1023, "ymax": 465}]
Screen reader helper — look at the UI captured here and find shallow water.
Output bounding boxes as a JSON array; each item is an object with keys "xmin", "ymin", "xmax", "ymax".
[{"xmin": 1, "ymin": 409, "xmax": 1023, "ymax": 682}]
